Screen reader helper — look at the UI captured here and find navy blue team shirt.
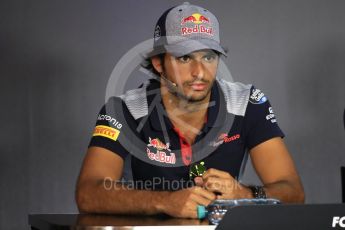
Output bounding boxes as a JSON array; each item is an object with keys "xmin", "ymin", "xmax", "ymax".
[{"xmin": 89, "ymin": 78, "xmax": 284, "ymax": 190}]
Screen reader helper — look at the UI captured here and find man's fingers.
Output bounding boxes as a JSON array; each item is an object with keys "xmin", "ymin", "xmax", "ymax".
[
  {"xmin": 170, "ymin": 199, "xmax": 198, "ymax": 219},
  {"xmin": 203, "ymin": 177, "xmax": 227, "ymax": 194},
  {"xmin": 194, "ymin": 176, "xmax": 204, "ymax": 186},
  {"xmin": 184, "ymin": 200, "xmax": 198, "ymax": 218},
  {"xmin": 191, "ymin": 186, "xmax": 216, "ymax": 201},
  {"xmin": 202, "ymin": 168, "xmax": 232, "ymax": 180},
  {"xmin": 165, "ymin": 187, "xmax": 213, "ymax": 218},
  {"xmin": 188, "ymin": 209, "xmax": 198, "ymax": 219},
  {"xmin": 190, "ymin": 192, "xmax": 213, "ymax": 206}
]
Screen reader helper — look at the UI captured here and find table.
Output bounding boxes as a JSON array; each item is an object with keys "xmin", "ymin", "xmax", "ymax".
[
  {"xmin": 29, "ymin": 203, "xmax": 345, "ymax": 230},
  {"xmin": 29, "ymin": 214, "xmax": 215, "ymax": 230}
]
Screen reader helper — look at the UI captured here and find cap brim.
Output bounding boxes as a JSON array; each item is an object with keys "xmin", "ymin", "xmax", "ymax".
[
  {"xmin": 164, "ymin": 38, "xmax": 227, "ymax": 57},
  {"xmin": 144, "ymin": 46, "xmax": 166, "ymax": 59}
]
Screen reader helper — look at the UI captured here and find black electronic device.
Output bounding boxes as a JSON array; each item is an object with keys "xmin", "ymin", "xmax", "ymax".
[{"xmin": 216, "ymin": 203, "xmax": 345, "ymax": 230}]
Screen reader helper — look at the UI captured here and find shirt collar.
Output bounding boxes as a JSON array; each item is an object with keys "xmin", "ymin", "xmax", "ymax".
[
  {"xmin": 147, "ymin": 79, "xmax": 174, "ymax": 131},
  {"xmin": 206, "ymin": 80, "xmax": 226, "ymax": 128}
]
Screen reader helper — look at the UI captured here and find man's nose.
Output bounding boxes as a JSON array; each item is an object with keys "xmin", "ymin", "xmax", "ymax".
[{"xmin": 191, "ymin": 60, "xmax": 205, "ymax": 79}]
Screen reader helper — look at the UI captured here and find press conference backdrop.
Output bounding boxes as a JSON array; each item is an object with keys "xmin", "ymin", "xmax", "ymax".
[{"xmin": 1, "ymin": 0, "xmax": 345, "ymax": 229}]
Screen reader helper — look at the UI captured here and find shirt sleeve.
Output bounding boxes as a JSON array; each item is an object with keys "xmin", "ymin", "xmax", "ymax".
[
  {"xmin": 244, "ymin": 86, "xmax": 285, "ymax": 150},
  {"xmin": 88, "ymin": 97, "xmax": 132, "ymax": 160}
]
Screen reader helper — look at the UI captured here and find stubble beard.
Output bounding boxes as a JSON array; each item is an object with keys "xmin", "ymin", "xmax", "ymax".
[{"xmin": 168, "ymin": 78, "xmax": 215, "ymax": 106}]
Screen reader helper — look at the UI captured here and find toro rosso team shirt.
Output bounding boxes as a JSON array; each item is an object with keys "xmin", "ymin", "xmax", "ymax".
[{"xmin": 89, "ymin": 78, "xmax": 284, "ymax": 190}]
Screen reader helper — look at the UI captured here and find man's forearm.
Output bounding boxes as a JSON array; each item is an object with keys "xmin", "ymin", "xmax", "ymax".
[
  {"xmin": 76, "ymin": 179, "xmax": 169, "ymax": 215},
  {"xmin": 263, "ymin": 179, "xmax": 305, "ymax": 203}
]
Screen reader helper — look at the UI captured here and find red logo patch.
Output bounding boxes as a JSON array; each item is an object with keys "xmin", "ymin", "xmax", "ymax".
[
  {"xmin": 210, "ymin": 133, "xmax": 241, "ymax": 147},
  {"xmin": 181, "ymin": 13, "xmax": 213, "ymax": 36},
  {"xmin": 181, "ymin": 13, "xmax": 210, "ymax": 25},
  {"xmin": 147, "ymin": 137, "xmax": 175, "ymax": 164}
]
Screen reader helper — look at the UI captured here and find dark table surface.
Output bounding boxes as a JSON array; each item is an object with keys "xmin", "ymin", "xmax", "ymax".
[
  {"xmin": 29, "ymin": 213, "xmax": 215, "ymax": 230},
  {"xmin": 29, "ymin": 203, "xmax": 345, "ymax": 230}
]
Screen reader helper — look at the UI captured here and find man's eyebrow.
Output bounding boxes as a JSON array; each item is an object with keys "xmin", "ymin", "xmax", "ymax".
[
  {"xmin": 203, "ymin": 50, "xmax": 218, "ymax": 56},
  {"xmin": 179, "ymin": 50, "xmax": 217, "ymax": 58},
  {"xmin": 176, "ymin": 54, "xmax": 191, "ymax": 58}
]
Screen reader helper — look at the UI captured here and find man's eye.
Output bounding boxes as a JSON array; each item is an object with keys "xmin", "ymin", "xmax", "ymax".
[
  {"xmin": 178, "ymin": 55, "xmax": 191, "ymax": 62},
  {"xmin": 204, "ymin": 55, "xmax": 217, "ymax": 62}
]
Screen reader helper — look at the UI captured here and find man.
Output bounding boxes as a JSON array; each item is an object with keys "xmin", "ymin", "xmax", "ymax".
[{"xmin": 76, "ymin": 2, "xmax": 304, "ymax": 218}]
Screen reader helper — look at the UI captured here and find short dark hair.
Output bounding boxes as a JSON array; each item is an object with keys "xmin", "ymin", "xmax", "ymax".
[{"xmin": 142, "ymin": 53, "xmax": 165, "ymax": 77}]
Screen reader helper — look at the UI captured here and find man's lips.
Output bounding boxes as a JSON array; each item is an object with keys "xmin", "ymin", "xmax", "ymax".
[{"xmin": 189, "ymin": 82, "xmax": 208, "ymax": 91}]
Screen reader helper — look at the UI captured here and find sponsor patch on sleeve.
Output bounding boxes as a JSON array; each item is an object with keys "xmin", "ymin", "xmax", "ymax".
[
  {"xmin": 249, "ymin": 88, "xmax": 267, "ymax": 104},
  {"xmin": 97, "ymin": 114, "xmax": 122, "ymax": 129},
  {"xmin": 93, "ymin": 125, "xmax": 120, "ymax": 141},
  {"xmin": 266, "ymin": 107, "xmax": 277, "ymax": 123}
]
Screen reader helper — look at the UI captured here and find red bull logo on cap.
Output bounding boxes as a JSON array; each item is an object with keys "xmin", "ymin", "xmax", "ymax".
[
  {"xmin": 181, "ymin": 13, "xmax": 213, "ymax": 36},
  {"xmin": 181, "ymin": 13, "xmax": 210, "ymax": 25}
]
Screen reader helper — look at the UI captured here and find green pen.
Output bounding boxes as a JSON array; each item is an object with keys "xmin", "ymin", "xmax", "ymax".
[{"xmin": 189, "ymin": 161, "xmax": 207, "ymax": 179}]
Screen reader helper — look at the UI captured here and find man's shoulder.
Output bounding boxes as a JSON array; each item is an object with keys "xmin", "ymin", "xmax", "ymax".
[
  {"xmin": 106, "ymin": 80, "xmax": 152, "ymax": 120},
  {"xmin": 216, "ymin": 78, "xmax": 253, "ymax": 92},
  {"xmin": 216, "ymin": 78, "xmax": 253, "ymax": 116}
]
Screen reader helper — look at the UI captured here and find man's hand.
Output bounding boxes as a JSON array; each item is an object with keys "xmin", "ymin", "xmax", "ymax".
[
  {"xmin": 193, "ymin": 138, "xmax": 305, "ymax": 203},
  {"xmin": 194, "ymin": 168, "xmax": 252, "ymax": 199},
  {"xmin": 160, "ymin": 186, "xmax": 216, "ymax": 218}
]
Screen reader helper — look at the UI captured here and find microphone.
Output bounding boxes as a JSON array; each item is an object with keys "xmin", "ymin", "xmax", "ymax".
[
  {"xmin": 138, "ymin": 67, "xmax": 177, "ymax": 87},
  {"xmin": 160, "ymin": 74, "xmax": 177, "ymax": 87}
]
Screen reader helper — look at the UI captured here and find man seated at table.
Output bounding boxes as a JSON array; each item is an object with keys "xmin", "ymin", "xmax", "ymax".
[{"xmin": 76, "ymin": 2, "xmax": 304, "ymax": 218}]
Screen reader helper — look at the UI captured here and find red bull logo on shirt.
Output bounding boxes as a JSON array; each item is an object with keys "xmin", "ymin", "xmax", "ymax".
[
  {"xmin": 146, "ymin": 149, "xmax": 176, "ymax": 165},
  {"xmin": 181, "ymin": 13, "xmax": 213, "ymax": 36},
  {"xmin": 147, "ymin": 137, "xmax": 171, "ymax": 151},
  {"xmin": 147, "ymin": 137, "xmax": 176, "ymax": 164}
]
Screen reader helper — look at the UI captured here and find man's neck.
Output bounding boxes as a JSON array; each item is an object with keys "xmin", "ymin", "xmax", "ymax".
[{"xmin": 161, "ymin": 87, "xmax": 210, "ymax": 142}]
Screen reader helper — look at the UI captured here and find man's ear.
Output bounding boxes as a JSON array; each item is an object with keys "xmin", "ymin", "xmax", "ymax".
[{"xmin": 151, "ymin": 56, "xmax": 163, "ymax": 74}]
